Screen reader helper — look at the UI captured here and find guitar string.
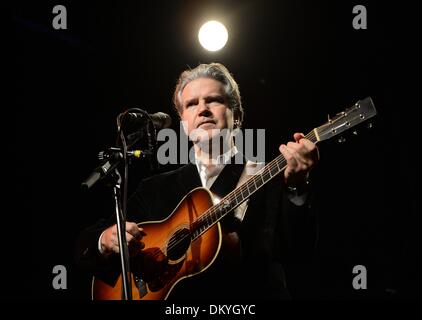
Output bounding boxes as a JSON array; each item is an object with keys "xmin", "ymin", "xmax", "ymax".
[
  {"xmin": 146, "ymin": 131, "xmax": 317, "ymax": 258},
  {"xmin": 157, "ymin": 131, "xmax": 316, "ymax": 255}
]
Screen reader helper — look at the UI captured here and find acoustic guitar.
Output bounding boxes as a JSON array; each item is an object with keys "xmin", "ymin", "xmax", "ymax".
[{"xmin": 92, "ymin": 97, "xmax": 377, "ymax": 300}]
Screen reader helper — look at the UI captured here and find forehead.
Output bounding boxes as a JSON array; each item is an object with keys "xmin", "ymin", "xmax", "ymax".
[{"xmin": 181, "ymin": 78, "xmax": 225, "ymax": 101}]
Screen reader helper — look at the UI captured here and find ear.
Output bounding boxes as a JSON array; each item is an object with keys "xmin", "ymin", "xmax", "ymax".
[{"xmin": 233, "ymin": 113, "xmax": 241, "ymax": 128}]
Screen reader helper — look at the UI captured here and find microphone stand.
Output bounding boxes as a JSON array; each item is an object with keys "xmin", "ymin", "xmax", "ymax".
[
  {"xmin": 81, "ymin": 108, "xmax": 157, "ymax": 300},
  {"xmin": 111, "ymin": 169, "xmax": 132, "ymax": 300}
]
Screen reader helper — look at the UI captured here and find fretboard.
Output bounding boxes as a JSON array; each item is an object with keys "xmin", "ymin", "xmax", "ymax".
[{"xmin": 191, "ymin": 130, "xmax": 317, "ymax": 239}]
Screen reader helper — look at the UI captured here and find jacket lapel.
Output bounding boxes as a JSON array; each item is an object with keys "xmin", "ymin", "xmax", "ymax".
[
  {"xmin": 209, "ymin": 155, "xmax": 246, "ymax": 199},
  {"xmin": 177, "ymin": 163, "xmax": 202, "ymax": 195}
]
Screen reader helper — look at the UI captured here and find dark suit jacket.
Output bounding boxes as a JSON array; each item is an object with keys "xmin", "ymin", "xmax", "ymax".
[{"xmin": 75, "ymin": 161, "xmax": 317, "ymax": 300}]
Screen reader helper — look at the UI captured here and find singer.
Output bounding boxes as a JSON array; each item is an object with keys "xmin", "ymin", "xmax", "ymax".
[{"xmin": 75, "ymin": 63, "xmax": 319, "ymax": 300}]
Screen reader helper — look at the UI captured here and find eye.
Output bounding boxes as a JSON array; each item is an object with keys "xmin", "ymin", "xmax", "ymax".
[
  {"xmin": 206, "ymin": 96, "xmax": 225, "ymax": 104},
  {"xmin": 186, "ymin": 100, "xmax": 197, "ymax": 108}
]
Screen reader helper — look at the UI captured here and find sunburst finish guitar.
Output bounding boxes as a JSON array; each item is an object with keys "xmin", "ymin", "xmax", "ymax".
[{"xmin": 92, "ymin": 97, "xmax": 377, "ymax": 300}]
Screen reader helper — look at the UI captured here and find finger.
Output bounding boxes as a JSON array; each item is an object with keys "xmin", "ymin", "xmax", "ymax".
[
  {"xmin": 285, "ymin": 144, "xmax": 313, "ymax": 172},
  {"xmin": 126, "ymin": 222, "xmax": 142, "ymax": 238},
  {"xmin": 287, "ymin": 140, "xmax": 318, "ymax": 165},
  {"xmin": 294, "ymin": 132, "xmax": 305, "ymax": 142},
  {"xmin": 287, "ymin": 141, "xmax": 303, "ymax": 152},
  {"xmin": 298, "ymin": 139, "xmax": 319, "ymax": 165},
  {"xmin": 280, "ymin": 144, "xmax": 299, "ymax": 168},
  {"xmin": 110, "ymin": 237, "xmax": 119, "ymax": 247},
  {"xmin": 139, "ymin": 228, "xmax": 147, "ymax": 236},
  {"xmin": 126, "ymin": 232, "xmax": 135, "ymax": 243},
  {"xmin": 286, "ymin": 141, "xmax": 309, "ymax": 159},
  {"xmin": 128, "ymin": 241, "xmax": 146, "ymax": 257},
  {"xmin": 111, "ymin": 242, "xmax": 120, "ymax": 253},
  {"xmin": 128, "ymin": 240, "xmax": 145, "ymax": 250},
  {"xmin": 106, "ymin": 239, "xmax": 119, "ymax": 253},
  {"xmin": 299, "ymin": 138, "xmax": 317, "ymax": 152}
]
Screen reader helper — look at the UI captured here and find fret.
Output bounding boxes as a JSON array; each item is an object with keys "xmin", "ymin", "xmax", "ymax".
[
  {"xmin": 269, "ymin": 163, "xmax": 279, "ymax": 176},
  {"xmin": 235, "ymin": 192, "xmax": 243, "ymax": 204},
  {"xmin": 219, "ymin": 205, "xmax": 227, "ymax": 216},
  {"xmin": 215, "ymin": 206, "xmax": 222, "ymax": 218},
  {"xmin": 252, "ymin": 177, "xmax": 257, "ymax": 190},
  {"xmin": 204, "ymin": 214, "xmax": 209, "ymax": 229},
  {"xmin": 255, "ymin": 175, "xmax": 263, "ymax": 188},
  {"xmin": 275, "ymin": 157, "xmax": 282, "ymax": 171},
  {"xmin": 211, "ymin": 208, "xmax": 218, "ymax": 224},
  {"xmin": 241, "ymin": 186, "xmax": 249, "ymax": 199},
  {"xmin": 262, "ymin": 168, "xmax": 271, "ymax": 182},
  {"xmin": 247, "ymin": 181, "xmax": 255, "ymax": 194},
  {"xmin": 230, "ymin": 193, "xmax": 238, "ymax": 207},
  {"xmin": 192, "ymin": 221, "xmax": 197, "ymax": 233}
]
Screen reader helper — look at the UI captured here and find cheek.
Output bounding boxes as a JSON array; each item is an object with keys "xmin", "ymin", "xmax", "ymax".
[
  {"xmin": 181, "ymin": 114, "xmax": 196, "ymax": 134},
  {"xmin": 222, "ymin": 109, "xmax": 234, "ymax": 127}
]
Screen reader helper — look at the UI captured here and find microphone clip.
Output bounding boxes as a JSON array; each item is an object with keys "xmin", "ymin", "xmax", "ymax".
[{"xmin": 97, "ymin": 147, "xmax": 152, "ymax": 162}]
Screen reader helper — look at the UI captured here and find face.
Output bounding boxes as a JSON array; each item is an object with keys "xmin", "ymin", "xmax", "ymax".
[{"xmin": 179, "ymin": 77, "xmax": 235, "ymax": 142}]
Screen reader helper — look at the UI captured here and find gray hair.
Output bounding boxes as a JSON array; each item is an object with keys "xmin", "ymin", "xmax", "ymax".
[{"xmin": 172, "ymin": 63, "xmax": 244, "ymax": 127}]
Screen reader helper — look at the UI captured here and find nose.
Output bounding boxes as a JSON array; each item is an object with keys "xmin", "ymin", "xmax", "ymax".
[{"xmin": 197, "ymin": 101, "xmax": 212, "ymax": 116}]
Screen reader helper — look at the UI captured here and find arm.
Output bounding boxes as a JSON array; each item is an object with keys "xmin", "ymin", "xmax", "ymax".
[
  {"xmin": 74, "ymin": 178, "xmax": 154, "ymax": 276},
  {"xmin": 278, "ymin": 132, "xmax": 319, "ymax": 262}
]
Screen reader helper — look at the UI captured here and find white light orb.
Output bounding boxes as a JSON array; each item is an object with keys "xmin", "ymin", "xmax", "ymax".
[{"xmin": 198, "ymin": 20, "xmax": 228, "ymax": 51}]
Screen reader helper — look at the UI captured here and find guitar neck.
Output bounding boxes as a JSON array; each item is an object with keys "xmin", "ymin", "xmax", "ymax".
[
  {"xmin": 190, "ymin": 96, "xmax": 377, "ymax": 239},
  {"xmin": 191, "ymin": 130, "xmax": 318, "ymax": 239}
]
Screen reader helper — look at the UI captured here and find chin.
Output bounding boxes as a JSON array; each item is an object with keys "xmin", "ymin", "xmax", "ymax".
[{"xmin": 189, "ymin": 127, "xmax": 217, "ymax": 142}]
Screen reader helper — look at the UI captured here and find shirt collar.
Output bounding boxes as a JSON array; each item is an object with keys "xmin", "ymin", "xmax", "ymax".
[{"xmin": 195, "ymin": 145, "xmax": 239, "ymax": 167}]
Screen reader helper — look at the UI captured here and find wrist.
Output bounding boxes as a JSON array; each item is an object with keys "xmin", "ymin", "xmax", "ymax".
[{"xmin": 98, "ymin": 230, "xmax": 111, "ymax": 256}]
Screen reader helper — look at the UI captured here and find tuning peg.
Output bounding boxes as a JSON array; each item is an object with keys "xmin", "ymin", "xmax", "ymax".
[
  {"xmin": 353, "ymin": 130, "xmax": 358, "ymax": 136},
  {"xmin": 338, "ymin": 136, "xmax": 346, "ymax": 143},
  {"xmin": 367, "ymin": 122, "xmax": 373, "ymax": 129},
  {"xmin": 327, "ymin": 114, "xmax": 332, "ymax": 123}
]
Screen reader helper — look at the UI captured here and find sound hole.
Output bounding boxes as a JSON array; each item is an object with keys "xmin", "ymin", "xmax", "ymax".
[{"xmin": 167, "ymin": 228, "xmax": 191, "ymax": 261}]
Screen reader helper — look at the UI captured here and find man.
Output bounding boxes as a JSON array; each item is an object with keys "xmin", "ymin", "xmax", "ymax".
[{"xmin": 76, "ymin": 63, "xmax": 319, "ymax": 300}]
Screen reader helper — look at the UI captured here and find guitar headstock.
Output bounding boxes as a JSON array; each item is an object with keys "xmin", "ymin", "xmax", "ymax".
[{"xmin": 315, "ymin": 97, "xmax": 377, "ymax": 143}]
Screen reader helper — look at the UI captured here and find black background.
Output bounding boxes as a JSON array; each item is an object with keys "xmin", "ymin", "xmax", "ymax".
[{"xmin": 10, "ymin": 0, "xmax": 420, "ymax": 301}]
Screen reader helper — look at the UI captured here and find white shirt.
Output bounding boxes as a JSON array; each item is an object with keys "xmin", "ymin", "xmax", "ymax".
[{"xmin": 195, "ymin": 146, "xmax": 238, "ymax": 189}]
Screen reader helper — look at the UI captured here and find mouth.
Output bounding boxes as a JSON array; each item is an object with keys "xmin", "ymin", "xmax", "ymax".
[{"xmin": 197, "ymin": 120, "xmax": 216, "ymax": 128}]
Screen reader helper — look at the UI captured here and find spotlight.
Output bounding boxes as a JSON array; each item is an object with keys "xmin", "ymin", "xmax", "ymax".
[{"xmin": 198, "ymin": 20, "xmax": 228, "ymax": 52}]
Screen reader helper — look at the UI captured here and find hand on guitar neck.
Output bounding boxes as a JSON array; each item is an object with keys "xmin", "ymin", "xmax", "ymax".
[{"xmin": 279, "ymin": 132, "xmax": 320, "ymax": 189}]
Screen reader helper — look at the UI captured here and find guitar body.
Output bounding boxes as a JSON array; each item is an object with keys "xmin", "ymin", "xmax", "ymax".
[{"xmin": 92, "ymin": 187, "xmax": 222, "ymax": 300}]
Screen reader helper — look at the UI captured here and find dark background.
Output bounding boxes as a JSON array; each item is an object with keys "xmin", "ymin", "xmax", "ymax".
[{"xmin": 11, "ymin": 0, "xmax": 419, "ymax": 300}]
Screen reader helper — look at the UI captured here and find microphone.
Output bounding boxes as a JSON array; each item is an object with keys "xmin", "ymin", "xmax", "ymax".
[{"xmin": 124, "ymin": 111, "xmax": 172, "ymax": 130}]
